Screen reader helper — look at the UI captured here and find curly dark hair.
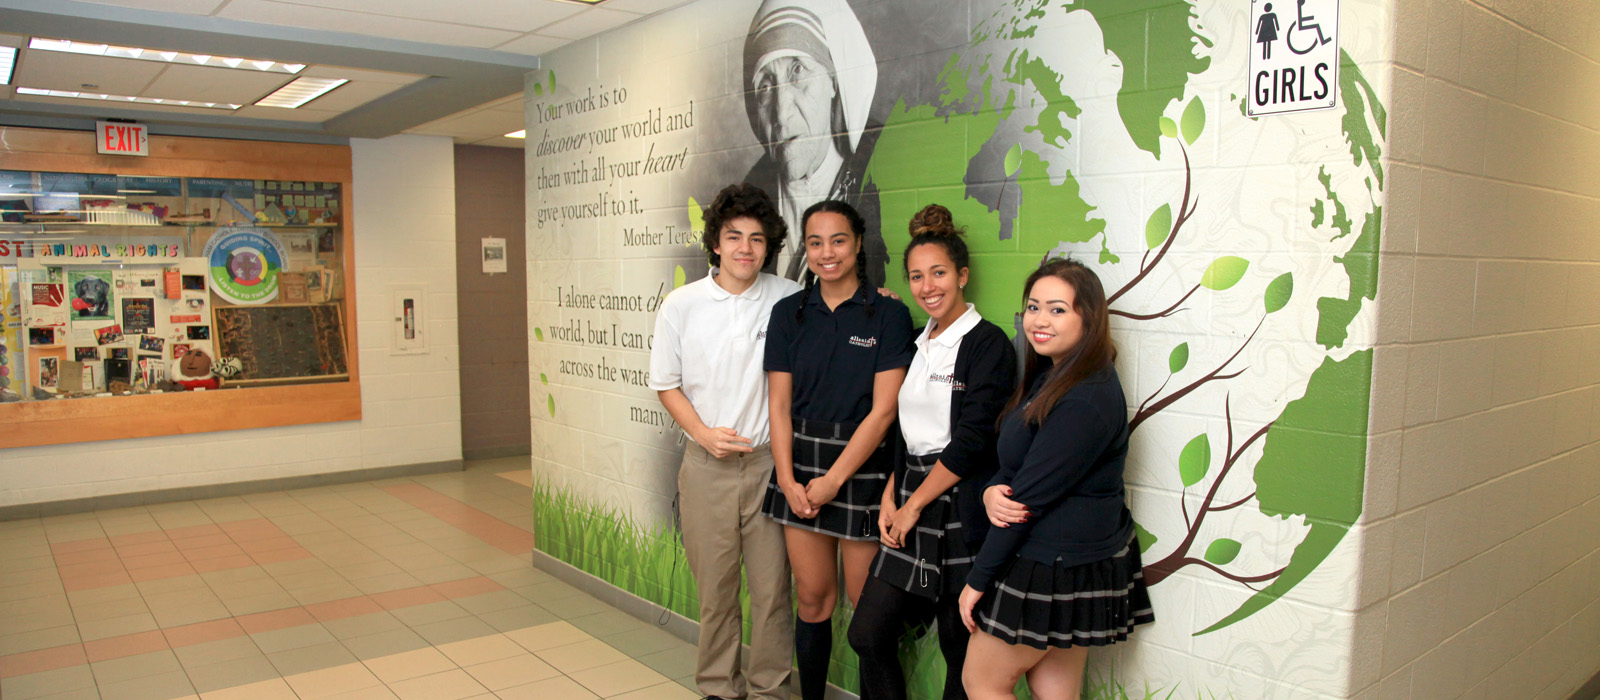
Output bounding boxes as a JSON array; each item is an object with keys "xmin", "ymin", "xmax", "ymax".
[
  {"xmin": 902, "ymin": 203, "xmax": 969, "ymax": 279},
  {"xmin": 701, "ymin": 182, "xmax": 787, "ymax": 271}
]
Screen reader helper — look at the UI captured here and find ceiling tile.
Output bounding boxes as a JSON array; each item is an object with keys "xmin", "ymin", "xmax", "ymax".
[
  {"xmin": 142, "ymin": 63, "xmax": 294, "ymax": 104},
  {"xmin": 408, "ymin": 107, "xmax": 524, "ymax": 137},
  {"xmin": 536, "ymin": 7, "xmax": 640, "ymax": 40},
  {"xmin": 69, "ymin": 0, "xmax": 229, "ymax": 14},
  {"xmin": 599, "ymin": 0, "xmax": 696, "ymax": 15},
  {"xmin": 218, "ymin": 0, "xmax": 521, "ymax": 49},
  {"xmin": 469, "ymin": 135, "xmax": 526, "ymax": 149},
  {"xmin": 233, "ymin": 105, "xmax": 341, "ymax": 122},
  {"xmin": 485, "ymin": 94, "xmax": 526, "ymax": 114},
  {"xmin": 298, "ymin": 65, "xmax": 425, "ymax": 85},
  {"xmin": 277, "ymin": 0, "xmax": 586, "ymax": 33},
  {"xmin": 0, "ymin": 33, "xmax": 25, "ymax": 49},
  {"xmin": 494, "ymin": 33, "xmax": 570, "ymax": 57},
  {"xmin": 12, "ymin": 52, "xmax": 168, "ymax": 96}
]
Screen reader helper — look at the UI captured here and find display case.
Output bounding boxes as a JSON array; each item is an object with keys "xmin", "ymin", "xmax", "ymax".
[{"xmin": 0, "ymin": 126, "xmax": 360, "ymax": 448}]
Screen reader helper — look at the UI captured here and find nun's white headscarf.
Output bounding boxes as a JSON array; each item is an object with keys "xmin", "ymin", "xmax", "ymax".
[{"xmin": 743, "ymin": 0, "xmax": 877, "ymax": 152}]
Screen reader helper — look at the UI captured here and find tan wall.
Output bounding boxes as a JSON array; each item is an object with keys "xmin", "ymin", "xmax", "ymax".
[
  {"xmin": 454, "ymin": 145, "xmax": 530, "ymax": 459},
  {"xmin": 1364, "ymin": 1, "xmax": 1600, "ymax": 698}
]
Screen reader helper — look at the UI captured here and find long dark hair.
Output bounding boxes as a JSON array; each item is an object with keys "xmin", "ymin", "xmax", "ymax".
[
  {"xmin": 794, "ymin": 199, "xmax": 873, "ymax": 321},
  {"xmin": 701, "ymin": 182, "xmax": 786, "ymax": 271},
  {"xmin": 1002, "ymin": 258, "xmax": 1115, "ymax": 425},
  {"xmin": 903, "ymin": 203, "xmax": 969, "ymax": 278}
]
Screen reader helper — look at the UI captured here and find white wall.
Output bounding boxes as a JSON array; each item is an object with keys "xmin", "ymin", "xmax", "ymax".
[
  {"xmin": 1359, "ymin": 1, "xmax": 1600, "ymax": 698},
  {"xmin": 0, "ymin": 134, "xmax": 463, "ymax": 507}
]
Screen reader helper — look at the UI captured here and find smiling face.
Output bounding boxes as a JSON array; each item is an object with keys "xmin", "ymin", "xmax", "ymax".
[
  {"xmin": 906, "ymin": 242, "xmax": 968, "ymax": 325},
  {"xmin": 1023, "ymin": 276, "xmax": 1085, "ymax": 363},
  {"xmin": 753, "ymin": 54, "xmax": 838, "ymax": 181},
  {"xmin": 713, "ymin": 216, "xmax": 769, "ymax": 286},
  {"xmin": 803, "ymin": 211, "xmax": 859, "ymax": 283}
]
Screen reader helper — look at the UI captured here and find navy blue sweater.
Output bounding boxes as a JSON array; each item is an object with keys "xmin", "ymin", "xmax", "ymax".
[{"xmin": 966, "ymin": 366, "xmax": 1134, "ymax": 590}]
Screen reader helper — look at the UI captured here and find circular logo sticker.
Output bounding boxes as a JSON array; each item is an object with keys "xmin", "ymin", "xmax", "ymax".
[{"xmin": 203, "ymin": 227, "xmax": 287, "ymax": 305}]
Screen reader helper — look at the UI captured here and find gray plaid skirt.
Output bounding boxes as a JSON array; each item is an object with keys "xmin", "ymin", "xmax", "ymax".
[
  {"xmin": 868, "ymin": 453, "xmax": 973, "ymax": 599},
  {"xmin": 973, "ymin": 535, "xmax": 1155, "ymax": 650},
  {"xmin": 761, "ymin": 417, "xmax": 891, "ymax": 541}
]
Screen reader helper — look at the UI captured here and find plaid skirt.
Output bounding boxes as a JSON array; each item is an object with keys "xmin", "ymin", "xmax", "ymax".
[
  {"xmin": 868, "ymin": 453, "xmax": 973, "ymax": 600},
  {"xmin": 973, "ymin": 535, "xmax": 1155, "ymax": 650},
  {"xmin": 761, "ymin": 417, "xmax": 891, "ymax": 541}
]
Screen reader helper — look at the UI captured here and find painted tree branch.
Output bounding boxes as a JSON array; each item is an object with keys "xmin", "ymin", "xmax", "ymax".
[
  {"xmin": 1109, "ymin": 143, "xmax": 1197, "ymax": 307},
  {"xmin": 1111, "ymin": 282, "xmax": 1201, "ymax": 320},
  {"xmin": 1129, "ymin": 315, "xmax": 1264, "ymax": 433},
  {"xmin": 1145, "ymin": 397, "xmax": 1274, "ymax": 587}
]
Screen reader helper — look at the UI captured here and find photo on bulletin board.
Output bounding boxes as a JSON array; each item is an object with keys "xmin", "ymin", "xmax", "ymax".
[
  {"xmin": 104, "ymin": 357, "xmax": 132, "ymax": 386},
  {"xmin": 37, "ymin": 356, "xmax": 58, "ymax": 389},
  {"xmin": 181, "ymin": 275, "xmax": 206, "ymax": 291},
  {"xmin": 68, "ymin": 270, "xmax": 114, "ymax": 321},
  {"xmin": 95, "ymin": 324, "xmax": 124, "ymax": 345},
  {"xmin": 137, "ymin": 355, "xmax": 166, "ymax": 386},
  {"xmin": 138, "ymin": 335, "xmax": 164, "ymax": 353},
  {"xmin": 75, "ymin": 347, "xmax": 98, "ymax": 361},
  {"xmin": 28, "ymin": 327, "xmax": 55, "ymax": 346},
  {"xmin": 109, "ymin": 347, "xmax": 130, "ymax": 360},
  {"xmin": 187, "ymin": 325, "xmax": 210, "ymax": 340},
  {"xmin": 172, "ymin": 343, "xmax": 192, "ymax": 358},
  {"xmin": 121, "ymin": 298, "xmax": 156, "ymax": 334}
]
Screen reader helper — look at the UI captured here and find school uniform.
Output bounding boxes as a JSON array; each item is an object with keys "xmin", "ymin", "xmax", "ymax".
[
  {"xmin": 967, "ymin": 366, "xmax": 1155, "ymax": 650},
  {"xmin": 649, "ymin": 270, "xmax": 801, "ymax": 700},
  {"xmin": 761, "ymin": 284, "xmax": 914, "ymax": 541},
  {"xmin": 848, "ymin": 305, "xmax": 1016, "ymax": 700}
]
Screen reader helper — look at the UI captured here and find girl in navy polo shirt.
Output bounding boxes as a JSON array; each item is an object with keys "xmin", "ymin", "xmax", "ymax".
[
  {"xmin": 847, "ymin": 205, "xmax": 1017, "ymax": 700},
  {"xmin": 958, "ymin": 258, "xmax": 1154, "ymax": 699},
  {"xmin": 764, "ymin": 200, "xmax": 915, "ymax": 700}
]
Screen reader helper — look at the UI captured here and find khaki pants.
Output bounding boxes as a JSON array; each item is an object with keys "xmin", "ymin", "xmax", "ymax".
[{"xmin": 678, "ymin": 441, "xmax": 793, "ymax": 700}]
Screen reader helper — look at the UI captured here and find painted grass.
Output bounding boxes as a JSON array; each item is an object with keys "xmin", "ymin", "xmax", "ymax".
[{"xmin": 532, "ymin": 478, "xmax": 1202, "ymax": 700}]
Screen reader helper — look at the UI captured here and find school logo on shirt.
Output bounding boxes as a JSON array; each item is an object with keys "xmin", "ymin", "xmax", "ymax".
[
  {"xmin": 757, "ymin": 330, "xmax": 767, "ymax": 341},
  {"xmin": 848, "ymin": 335, "xmax": 878, "ymax": 348},
  {"xmin": 928, "ymin": 372, "xmax": 967, "ymax": 390}
]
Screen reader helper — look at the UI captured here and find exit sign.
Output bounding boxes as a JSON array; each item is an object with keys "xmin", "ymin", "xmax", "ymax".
[{"xmin": 96, "ymin": 121, "xmax": 148, "ymax": 156}]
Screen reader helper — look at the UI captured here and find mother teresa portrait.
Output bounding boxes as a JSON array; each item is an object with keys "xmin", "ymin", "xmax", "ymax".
[{"xmin": 742, "ymin": 0, "xmax": 886, "ymax": 287}]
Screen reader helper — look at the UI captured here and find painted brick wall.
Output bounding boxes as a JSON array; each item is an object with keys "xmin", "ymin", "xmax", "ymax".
[
  {"xmin": 0, "ymin": 135, "xmax": 463, "ymax": 507},
  {"xmin": 1360, "ymin": 1, "xmax": 1600, "ymax": 698},
  {"xmin": 454, "ymin": 145, "xmax": 531, "ymax": 460}
]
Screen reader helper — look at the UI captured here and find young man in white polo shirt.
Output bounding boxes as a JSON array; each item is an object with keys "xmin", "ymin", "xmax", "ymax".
[{"xmin": 650, "ymin": 183, "xmax": 802, "ymax": 700}]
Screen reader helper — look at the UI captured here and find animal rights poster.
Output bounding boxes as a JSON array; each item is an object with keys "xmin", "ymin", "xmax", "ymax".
[{"xmin": 526, "ymin": 0, "xmax": 1387, "ymax": 697}]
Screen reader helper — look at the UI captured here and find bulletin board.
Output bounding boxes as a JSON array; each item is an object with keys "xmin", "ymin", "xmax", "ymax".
[{"xmin": 213, "ymin": 303, "xmax": 348, "ymax": 385}]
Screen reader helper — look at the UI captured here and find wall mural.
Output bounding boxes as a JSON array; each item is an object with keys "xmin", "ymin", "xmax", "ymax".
[{"xmin": 527, "ymin": 0, "xmax": 1386, "ymax": 696}]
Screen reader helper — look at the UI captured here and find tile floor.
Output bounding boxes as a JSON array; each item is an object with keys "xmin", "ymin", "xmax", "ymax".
[{"xmin": 0, "ymin": 457, "xmax": 701, "ymax": 700}]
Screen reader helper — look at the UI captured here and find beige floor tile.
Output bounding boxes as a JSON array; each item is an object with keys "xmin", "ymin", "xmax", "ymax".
[
  {"xmin": 198, "ymin": 678, "xmax": 300, "ymax": 700},
  {"xmin": 387, "ymin": 668, "xmax": 489, "ymax": 700},
  {"xmin": 0, "ymin": 665, "xmax": 97, "ymax": 700},
  {"xmin": 568, "ymin": 658, "xmax": 670, "ymax": 698},
  {"xmin": 79, "ymin": 612, "xmax": 161, "ymax": 641},
  {"xmin": 495, "ymin": 675, "xmax": 600, "ymax": 700},
  {"xmin": 608, "ymin": 681, "xmax": 699, "ymax": 700},
  {"xmin": 460, "ymin": 652, "xmax": 560, "ymax": 691},
  {"xmin": 283, "ymin": 661, "xmax": 385, "ymax": 700},
  {"xmin": 185, "ymin": 655, "xmax": 281, "ymax": 694},
  {"xmin": 91, "ymin": 649, "xmax": 184, "ymax": 685},
  {"xmin": 434, "ymin": 632, "xmax": 524, "ymax": 666},
  {"xmin": 534, "ymin": 638, "xmax": 629, "ymax": 675},
  {"xmin": 0, "ymin": 624, "xmax": 81, "ymax": 655},
  {"xmin": 361, "ymin": 646, "xmax": 458, "ymax": 683},
  {"xmin": 97, "ymin": 669, "xmax": 196, "ymax": 700},
  {"xmin": 504, "ymin": 620, "xmax": 592, "ymax": 653},
  {"xmin": 321, "ymin": 686, "xmax": 401, "ymax": 700}
]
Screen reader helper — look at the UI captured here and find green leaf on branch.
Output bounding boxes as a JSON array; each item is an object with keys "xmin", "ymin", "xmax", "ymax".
[
  {"xmin": 539, "ymin": 373, "xmax": 549, "ymax": 386},
  {"xmin": 1158, "ymin": 117, "xmax": 1178, "ymax": 139},
  {"xmin": 1145, "ymin": 204, "xmax": 1173, "ymax": 250},
  {"xmin": 534, "ymin": 327, "xmax": 544, "ymax": 342},
  {"xmin": 1204, "ymin": 538, "xmax": 1241, "ymax": 565},
  {"xmin": 1169, "ymin": 342, "xmax": 1189, "ymax": 373},
  {"xmin": 1181, "ymin": 96, "xmax": 1205, "ymax": 145},
  {"xmin": 1004, "ymin": 143, "xmax": 1023, "ymax": 177},
  {"xmin": 1134, "ymin": 521, "xmax": 1158, "ymax": 553},
  {"xmin": 547, "ymin": 395, "xmax": 556, "ymax": 417},
  {"xmin": 548, "ymin": 70, "xmax": 557, "ymax": 92},
  {"xmin": 1179, "ymin": 434, "xmax": 1211, "ymax": 487},
  {"xmin": 687, "ymin": 196, "xmax": 705, "ymax": 234},
  {"xmin": 673, "ymin": 265, "xmax": 687, "ymax": 289},
  {"xmin": 1264, "ymin": 272, "xmax": 1294, "ymax": 313},
  {"xmin": 1200, "ymin": 256, "xmax": 1249, "ymax": 291}
]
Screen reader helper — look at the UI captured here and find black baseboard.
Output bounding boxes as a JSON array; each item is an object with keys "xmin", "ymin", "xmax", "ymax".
[{"xmin": 1571, "ymin": 667, "xmax": 1600, "ymax": 700}]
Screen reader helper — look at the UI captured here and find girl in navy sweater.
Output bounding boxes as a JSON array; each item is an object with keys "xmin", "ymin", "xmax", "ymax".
[{"xmin": 957, "ymin": 258, "xmax": 1154, "ymax": 699}]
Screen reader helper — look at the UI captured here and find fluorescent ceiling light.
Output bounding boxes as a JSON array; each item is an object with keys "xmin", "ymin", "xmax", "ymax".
[
  {"xmin": 254, "ymin": 77, "xmax": 347, "ymax": 108},
  {"xmin": 0, "ymin": 47, "xmax": 15, "ymax": 85},
  {"xmin": 28, "ymin": 38, "xmax": 305, "ymax": 74},
  {"xmin": 505, "ymin": 130, "xmax": 526, "ymax": 138},
  {"xmin": 15, "ymin": 86, "xmax": 240, "ymax": 110}
]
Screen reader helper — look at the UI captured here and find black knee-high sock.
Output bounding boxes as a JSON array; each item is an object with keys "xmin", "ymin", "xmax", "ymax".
[{"xmin": 796, "ymin": 617, "xmax": 832, "ymax": 700}]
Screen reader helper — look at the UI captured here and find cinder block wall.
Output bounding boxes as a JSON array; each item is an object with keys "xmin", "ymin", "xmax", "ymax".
[{"xmin": 1363, "ymin": 1, "xmax": 1600, "ymax": 697}]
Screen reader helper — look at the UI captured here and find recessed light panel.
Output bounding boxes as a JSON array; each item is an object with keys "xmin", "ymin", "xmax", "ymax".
[
  {"xmin": 28, "ymin": 38, "xmax": 306, "ymax": 74},
  {"xmin": 505, "ymin": 130, "xmax": 526, "ymax": 138},
  {"xmin": 0, "ymin": 47, "xmax": 15, "ymax": 85},
  {"xmin": 254, "ymin": 77, "xmax": 347, "ymax": 109},
  {"xmin": 15, "ymin": 86, "xmax": 240, "ymax": 110}
]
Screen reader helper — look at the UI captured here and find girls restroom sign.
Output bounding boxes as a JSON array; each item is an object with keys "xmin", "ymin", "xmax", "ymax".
[{"xmin": 1248, "ymin": 0, "xmax": 1340, "ymax": 116}]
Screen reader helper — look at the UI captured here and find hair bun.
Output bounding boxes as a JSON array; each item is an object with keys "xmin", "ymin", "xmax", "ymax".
[{"xmin": 910, "ymin": 204, "xmax": 962, "ymax": 238}]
